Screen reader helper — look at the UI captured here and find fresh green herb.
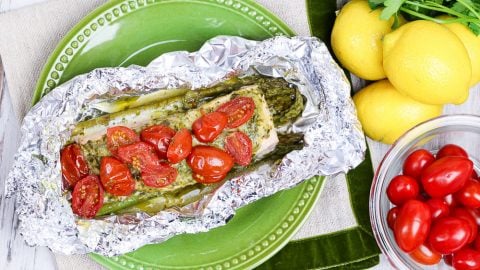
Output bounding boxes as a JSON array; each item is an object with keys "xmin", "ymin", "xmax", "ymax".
[
  {"xmin": 369, "ymin": 0, "xmax": 480, "ymax": 35},
  {"xmin": 380, "ymin": 0, "xmax": 407, "ymax": 20}
]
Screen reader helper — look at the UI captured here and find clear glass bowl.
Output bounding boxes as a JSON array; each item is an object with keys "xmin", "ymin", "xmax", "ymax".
[{"xmin": 370, "ymin": 114, "xmax": 480, "ymax": 269}]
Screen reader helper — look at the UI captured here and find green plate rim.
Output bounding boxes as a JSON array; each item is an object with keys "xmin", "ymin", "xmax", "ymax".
[
  {"xmin": 32, "ymin": 0, "xmax": 295, "ymax": 104},
  {"xmin": 32, "ymin": 0, "xmax": 324, "ymax": 269}
]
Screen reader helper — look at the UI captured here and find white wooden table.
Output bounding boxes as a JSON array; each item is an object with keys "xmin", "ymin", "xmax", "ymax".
[{"xmin": 1, "ymin": 1, "xmax": 479, "ymax": 270}]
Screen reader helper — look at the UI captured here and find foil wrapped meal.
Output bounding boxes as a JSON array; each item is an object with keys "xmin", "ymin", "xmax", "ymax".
[{"xmin": 6, "ymin": 36, "xmax": 365, "ymax": 256}]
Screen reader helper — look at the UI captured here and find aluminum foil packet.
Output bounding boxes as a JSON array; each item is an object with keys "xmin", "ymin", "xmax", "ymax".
[{"xmin": 6, "ymin": 36, "xmax": 365, "ymax": 256}]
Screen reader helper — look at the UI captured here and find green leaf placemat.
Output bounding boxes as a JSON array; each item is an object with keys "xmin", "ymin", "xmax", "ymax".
[{"xmin": 257, "ymin": 0, "xmax": 381, "ymax": 268}]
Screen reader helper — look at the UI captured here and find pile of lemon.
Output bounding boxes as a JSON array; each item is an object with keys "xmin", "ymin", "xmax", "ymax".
[{"xmin": 331, "ymin": 0, "xmax": 480, "ymax": 144}]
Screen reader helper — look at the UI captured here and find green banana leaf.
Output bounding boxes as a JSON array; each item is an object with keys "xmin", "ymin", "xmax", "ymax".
[{"xmin": 257, "ymin": 0, "xmax": 381, "ymax": 269}]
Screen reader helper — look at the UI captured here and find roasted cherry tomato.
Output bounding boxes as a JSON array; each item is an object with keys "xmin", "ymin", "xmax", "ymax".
[
  {"xmin": 428, "ymin": 217, "xmax": 471, "ymax": 254},
  {"xmin": 106, "ymin": 126, "xmax": 140, "ymax": 156},
  {"xmin": 167, "ymin": 129, "xmax": 192, "ymax": 164},
  {"xmin": 455, "ymin": 179, "xmax": 480, "ymax": 209},
  {"xmin": 452, "ymin": 208, "xmax": 478, "ymax": 244},
  {"xmin": 117, "ymin": 142, "xmax": 160, "ymax": 171},
  {"xmin": 387, "ymin": 175, "xmax": 420, "ymax": 206},
  {"xmin": 437, "ymin": 144, "xmax": 469, "ymax": 159},
  {"xmin": 387, "ymin": 207, "xmax": 399, "ymax": 230},
  {"xmin": 409, "ymin": 244, "xmax": 442, "ymax": 265},
  {"xmin": 453, "ymin": 248, "xmax": 480, "ymax": 270},
  {"xmin": 426, "ymin": 198, "xmax": 450, "ymax": 220},
  {"xmin": 394, "ymin": 200, "xmax": 432, "ymax": 252},
  {"xmin": 71, "ymin": 175, "xmax": 104, "ymax": 218},
  {"xmin": 60, "ymin": 143, "xmax": 89, "ymax": 188},
  {"xmin": 192, "ymin": 173, "xmax": 227, "ymax": 184},
  {"xmin": 100, "ymin": 156, "xmax": 135, "ymax": 196},
  {"xmin": 187, "ymin": 145, "xmax": 234, "ymax": 183},
  {"xmin": 421, "ymin": 156, "xmax": 473, "ymax": 198},
  {"xmin": 224, "ymin": 131, "xmax": 253, "ymax": 166},
  {"xmin": 141, "ymin": 163, "xmax": 178, "ymax": 188},
  {"xmin": 216, "ymin": 97, "xmax": 255, "ymax": 128},
  {"xmin": 192, "ymin": 111, "xmax": 228, "ymax": 143},
  {"xmin": 140, "ymin": 125, "xmax": 175, "ymax": 159},
  {"xmin": 403, "ymin": 149, "xmax": 435, "ymax": 179}
]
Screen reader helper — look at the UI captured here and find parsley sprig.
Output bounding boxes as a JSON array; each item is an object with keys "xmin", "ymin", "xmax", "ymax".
[{"xmin": 368, "ymin": 0, "xmax": 480, "ymax": 34}]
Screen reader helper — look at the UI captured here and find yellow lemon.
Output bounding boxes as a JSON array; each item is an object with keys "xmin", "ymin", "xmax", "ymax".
[
  {"xmin": 383, "ymin": 20, "xmax": 471, "ymax": 105},
  {"xmin": 439, "ymin": 16, "xmax": 480, "ymax": 86},
  {"xmin": 353, "ymin": 80, "xmax": 443, "ymax": 144},
  {"xmin": 331, "ymin": 0, "xmax": 398, "ymax": 80}
]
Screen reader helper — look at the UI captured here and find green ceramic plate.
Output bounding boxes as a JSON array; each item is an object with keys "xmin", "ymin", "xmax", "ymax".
[{"xmin": 34, "ymin": 0, "xmax": 326, "ymax": 269}]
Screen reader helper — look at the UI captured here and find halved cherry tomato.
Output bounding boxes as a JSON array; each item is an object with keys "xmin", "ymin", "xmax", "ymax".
[
  {"xmin": 409, "ymin": 244, "xmax": 442, "ymax": 265},
  {"xmin": 421, "ymin": 156, "xmax": 473, "ymax": 198},
  {"xmin": 140, "ymin": 125, "xmax": 175, "ymax": 159},
  {"xmin": 224, "ymin": 131, "xmax": 253, "ymax": 166},
  {"xmin": 403, "ymin": 149, "xmax": 435, "ymax": 179},
  {"xmin": 192, "ymin": 111, "xmax": 227, "ymax": 143},
  {"xmin": 167, "ymin": 129, "xmax": 192, "ymax": 164},
  {"xmin": 473, "ymin": 170, "xmax": 479, "ymax": 180},
  {"xmin": 216, "ymin": 97, "xmax": 255, "ymax": 128},
  {"xmin": 387, "ymin": 207, "xmax": 399, "ymax": 230},
  {"xmin": 187, "ymin": 146, "xmax": 234, "ymax": 183},
  {"xmin": 437, "ymin": 144, "xmax": 468, "ymax": 159},
  {"xmin": 100, "ymin": 157, "xmax": 135, "ymax": 196},
  {"xmin": 60, "ymin": 143, "xmax": 89, "ymax": 188},
  {"xmin": 141, "ymin": 163, "xmax": 177, "ymax": 188},
  {"xmin": 455, "ymin": 179, "xmax": 480, "ymax": 209},
  {"xmin": 387, "ymin": 175, "xmax": 420, "ymax": 206},
  {"xmin": 452, "ymin": 208, "xmax": 478, "ymax": 244},
  {"xmin": 71, "ymin": 175, "xmax": 104, "ymax": 218},
  {"xmin": 428, "ymin": 217, "xmax": 471, "ymax": 254},
  {"xmin": 106, "ymin": 126, "xmax": 140, "ymax": 156},
  {"xmin": 453, "ymin": 248, "xmax": 480, "ymax": 270},
  {"xmin": 394, "ymin": 200, "xmax": 432, "ymax": 252},
  {"xmin": 426, "ymin": 198, "xmax": 450, "ymax": 220},
  {"xmin": 117, "ymin": 142, "xmax": 160, "ymax": 171},
  {"xmin": 192, "ymin": 173, "xmax": 227, "ymax": 184}
]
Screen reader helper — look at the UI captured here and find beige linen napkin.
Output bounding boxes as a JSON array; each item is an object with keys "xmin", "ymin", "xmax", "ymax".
[{"xmin": 0, "ymin": 0, "xmax": 360, "ymax": 269}]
